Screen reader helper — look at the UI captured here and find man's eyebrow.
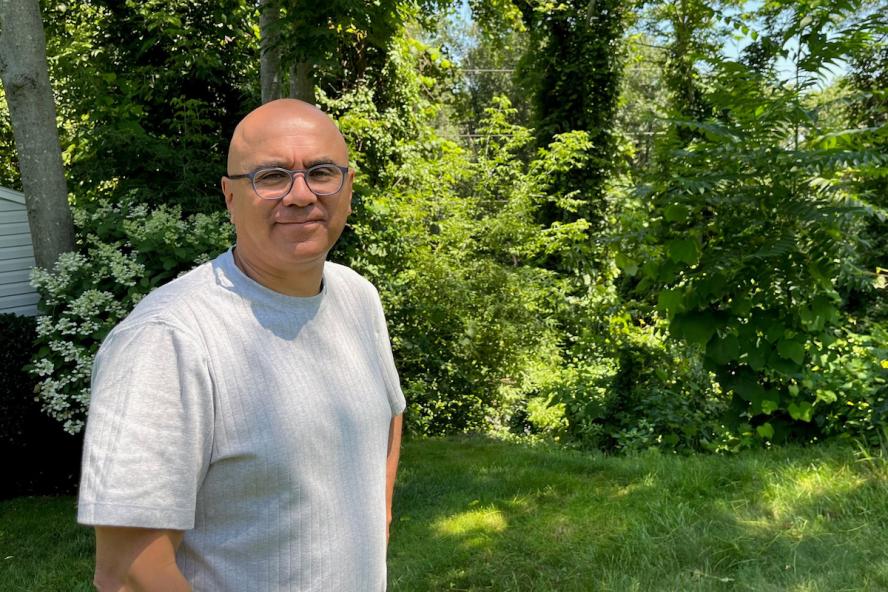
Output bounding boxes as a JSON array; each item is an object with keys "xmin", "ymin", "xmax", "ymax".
[
  {"xmin": 249, "ymin": 157, "xmax": 340, "ymax": 171},
  {"xmin": 304, "ymin": 157, "xmax": 338, "ymax": 167}
]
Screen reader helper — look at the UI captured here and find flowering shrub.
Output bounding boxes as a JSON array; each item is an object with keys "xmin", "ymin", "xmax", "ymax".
[{"xmin": 29, "ymin": 198, "xmax": 232, "ymax": 433}]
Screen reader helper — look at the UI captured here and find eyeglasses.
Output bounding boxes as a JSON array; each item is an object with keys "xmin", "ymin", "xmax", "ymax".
[{"xmin": 227, "ymin": 164, "xmax": 350, "ymax": 200}]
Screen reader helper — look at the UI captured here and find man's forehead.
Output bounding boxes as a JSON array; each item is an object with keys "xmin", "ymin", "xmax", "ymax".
[{"xmin": 228, "ymin": 100, "xmax": 348, "ymax": 170}]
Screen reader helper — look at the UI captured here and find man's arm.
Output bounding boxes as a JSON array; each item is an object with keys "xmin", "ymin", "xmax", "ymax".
[
  {"xmin": 93, "ymin": 526, "xmax": 190, "ymax": 592},
  {"xmin": 385, "ymin": 413, "xmax": 403, "ymax": 544}
]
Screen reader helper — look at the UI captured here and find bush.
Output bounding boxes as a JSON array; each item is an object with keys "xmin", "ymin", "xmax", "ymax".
[
  {"xmin": 0, "ymin": 313, "xmax": 82, "ymax": 498},
  {"xmin": 336, "ymin": 95, "xmax": 572, "ymax": 435},
  {"xmin": 29, "ymin": 197, "xmax": 232, "ymax": 434},
  {"xmin": 541, "ymin": 312, "xmax": 727, "ymax": 453},
  {"xmin": 813, "ymin": 322, "xmax": 888, "ymax": 446}
]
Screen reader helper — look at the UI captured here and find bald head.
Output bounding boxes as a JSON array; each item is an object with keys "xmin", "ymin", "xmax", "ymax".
[{"xmin": 227, "ymin": 99, "xmax": 348, "ymax": 175}]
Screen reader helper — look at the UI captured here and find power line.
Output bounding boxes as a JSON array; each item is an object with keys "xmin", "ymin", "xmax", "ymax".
[{"xmin": 457, "ymin": 68, "xmax": 516, "ymax": 73}]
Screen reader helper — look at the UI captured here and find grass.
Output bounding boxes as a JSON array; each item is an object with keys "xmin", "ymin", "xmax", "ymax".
[
  {"xmin": 0, "ymin": 496, "xmax": 93, "ymax": 591},
  {"xmin": 2, "ymin": 437, "xmax": 887, "ymax": 591},
  {"xmin": 389, "ymin": 437, "xmax": 888, "ymax": 592}
]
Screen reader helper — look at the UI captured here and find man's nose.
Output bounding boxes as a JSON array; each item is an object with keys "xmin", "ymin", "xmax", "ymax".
[{"xmin": 280, "ymin": 172, "xmax": 317, "ymax": 207}]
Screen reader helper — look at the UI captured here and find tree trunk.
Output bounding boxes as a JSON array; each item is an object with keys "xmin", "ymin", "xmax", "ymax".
[
  {"xmin": 289, "ymin": 62, "xmax": 315, "ymax": 104},
  {"xmin": 259, "ymin": 0, "xmax": 282, "ymax": 103},
  {"xmin": 0, "ymin": 0, "xmax": 75, "ymax": 270}
]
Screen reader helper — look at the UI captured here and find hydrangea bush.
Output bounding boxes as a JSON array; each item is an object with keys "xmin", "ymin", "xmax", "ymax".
[{"xmin": 29, "ymin": 198, "xmax": 232, "ymax": 433}]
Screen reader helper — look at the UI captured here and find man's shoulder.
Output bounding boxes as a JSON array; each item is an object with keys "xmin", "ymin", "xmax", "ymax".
[
  {"xmin": 325, "ymin": 261, "xmax": 378, "ymax": 294},
  {"xmin": 115, "ymin": 256, "xmax": 223, "ymax": 334}
]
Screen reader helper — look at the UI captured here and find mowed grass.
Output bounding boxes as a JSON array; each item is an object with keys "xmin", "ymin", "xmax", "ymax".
[
  {"xmin": 388, "ymin": 437, "xmax": 888, "ymax": 592},
  {"xmin": 1, "ymin": 438, "xmax": 887, "ymax": 591},
  {"xmin": 0, "ymin": 496, "xmax": 93, "ymax": 591}
]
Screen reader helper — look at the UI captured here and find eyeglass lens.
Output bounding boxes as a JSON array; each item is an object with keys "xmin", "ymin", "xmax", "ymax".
[{"xmin": 253, "ymin": 165, "xmax": 344, "ymax": 199}]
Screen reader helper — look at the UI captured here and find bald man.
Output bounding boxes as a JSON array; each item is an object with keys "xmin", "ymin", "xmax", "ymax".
[{"xmin": 78, "ymin": 99, "xmax": 405, "ymax": 591}]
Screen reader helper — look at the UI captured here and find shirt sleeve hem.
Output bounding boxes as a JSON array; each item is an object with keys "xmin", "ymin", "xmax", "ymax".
[{"xmin": 77, "ymin": 501, "xmax": 195, "ymax": 531}]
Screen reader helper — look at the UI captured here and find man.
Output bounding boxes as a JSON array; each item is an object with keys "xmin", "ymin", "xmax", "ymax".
[{"xmin": 77, "ymin": 99, "xmax": 405, "ymax": 591}]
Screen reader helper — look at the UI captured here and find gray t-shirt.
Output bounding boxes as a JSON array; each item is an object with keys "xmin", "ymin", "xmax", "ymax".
[{"xmin": 78, "ymin": 249, "xmax": 406, "ymax": 591}]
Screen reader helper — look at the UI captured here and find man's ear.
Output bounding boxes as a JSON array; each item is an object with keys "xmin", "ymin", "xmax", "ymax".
[
  {"xmin": 221, "ymin": 177, "xmax": 235, "ymax": 222},
  {"xmin": 346, "ymin": 168, "xmax": 355, "ymax": 215}
]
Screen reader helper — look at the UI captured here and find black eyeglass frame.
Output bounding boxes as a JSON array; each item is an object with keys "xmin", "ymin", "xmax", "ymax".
[{"xmin": 227, "ymin": 164, "xmax": 351, "ymax": 199}]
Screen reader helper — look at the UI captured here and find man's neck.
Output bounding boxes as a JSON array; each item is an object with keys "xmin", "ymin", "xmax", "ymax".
[{"xmin": 233, "ymin": 247, "xmax": 324, "ymax": 297}]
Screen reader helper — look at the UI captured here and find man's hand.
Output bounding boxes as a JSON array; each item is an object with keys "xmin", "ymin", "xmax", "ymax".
[
  {"xmin": 93, "ymin": 526, "xmax": 190, "ymax": 592},
  {"xmin": 386, "ymin": 414, "xmax": 403, "ymax": 546}
]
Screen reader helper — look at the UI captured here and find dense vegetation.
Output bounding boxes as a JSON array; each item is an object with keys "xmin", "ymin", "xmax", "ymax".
[{"xmin": 1, "ymin": 0, "xmax": 885, "ymax": 452}]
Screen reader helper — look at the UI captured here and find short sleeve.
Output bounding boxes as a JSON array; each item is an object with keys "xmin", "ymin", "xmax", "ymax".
[
  {"xmin": 370, "ymin": 289, "xmax": 406, "ymax": 417},
  {"xmin": 77, "ymin": 321, "xmax": 214, "ymax": 530}
]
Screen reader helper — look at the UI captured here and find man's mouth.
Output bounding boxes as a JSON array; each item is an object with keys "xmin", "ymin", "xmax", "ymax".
[{"xmin": 275, "ymin": 218, "xmax": 324, "ymax": 225}]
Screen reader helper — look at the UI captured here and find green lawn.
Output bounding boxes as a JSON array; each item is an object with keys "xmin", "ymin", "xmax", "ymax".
[{"xmin": 2, "ymin": 437, "xmax": 887, "ymax": 591}]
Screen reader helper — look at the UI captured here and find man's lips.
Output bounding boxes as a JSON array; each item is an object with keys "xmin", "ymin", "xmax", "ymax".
[{"xmin": 274, "ymin": 218, "xmax": 325, "ymax": 225}]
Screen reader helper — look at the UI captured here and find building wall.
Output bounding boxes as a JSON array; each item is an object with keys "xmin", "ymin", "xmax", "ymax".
[{"xmin": 0, "ymin": 187, "xmax": 38, "ymax": 316}]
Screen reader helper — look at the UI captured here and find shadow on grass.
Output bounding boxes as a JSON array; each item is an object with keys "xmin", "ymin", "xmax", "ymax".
[{"xmin": 388, "ymin": 436, "xmax": 888, "ymax": 592}]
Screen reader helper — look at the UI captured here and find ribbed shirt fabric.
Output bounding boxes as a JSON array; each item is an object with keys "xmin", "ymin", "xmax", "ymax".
[{"xmin": 78, "ymin": 249, "xmax": 406, "ymax": 591}]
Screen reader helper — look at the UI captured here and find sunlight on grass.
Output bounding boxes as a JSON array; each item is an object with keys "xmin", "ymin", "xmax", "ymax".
[{"xmin": 434, "ymin": 505, "xmax": 508, "ymax": 548}]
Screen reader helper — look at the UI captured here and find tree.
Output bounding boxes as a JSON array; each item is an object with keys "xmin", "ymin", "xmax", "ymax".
[
  {"xmin": 259, "ymin": 0, "xmax": 283, "ymax": 103},
  {"xmin": 39, "ymin": 0, "xmax": 257, "ymax": 215},
  {"xmin": 630, "ymin": 0, "xmax": 888, "ymax": 445},
  {"xmin": 0, "ymin": 0, "xmax": 74, "ymax": 269}
]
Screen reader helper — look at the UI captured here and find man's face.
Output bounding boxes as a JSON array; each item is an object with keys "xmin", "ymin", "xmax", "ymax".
[{"xmin": 222, "ymin": 103, "xmax": 354, "ymax": 275}]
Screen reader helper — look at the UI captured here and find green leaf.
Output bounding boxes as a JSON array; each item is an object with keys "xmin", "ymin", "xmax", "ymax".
[
  {"xmin": 657, "ymin": 289, "xmax": 684, "ymax": 317},
  {"xmin": 788, "ymin": 400, "xmax": 813, "ymax": 422},
  {"xmin": 723, "ymin": 369, "xmax": 766, "ymax": 402},
  {"xmin": 777, "ymin": 338, "xmax": 805, "ymax": 365},
  {"xmin": 756, "ymin": 422, "xmax": 774, "ymax": 439},
  {"xmin": 671, "ymin": 311, "xmax": 719, "ymax": 345},
  {"xmin": 730, "ymin": 296, "xmax": 752, "ymax": 316},
  {"xmin": 664, "ymin": 203, "xmax": 690, "ymax": 222},
  {"xmin": 615, "ymin": 252, "xmax": 638, "ymax": 276},
  {"xmin": 765, "ymin": 323, "xmax": 785, "ymax": 343},
  {"xmin": 769, "ymin": 349, "xmax": 802, "ymax": 374},
  {"xmin": 816, "ymin": 389, "xmax": 837, "ymax": 404},
  {"xmin": 745, "ymin": 344, "xmax": 768, "ymax": 371},
  {"xmin": 760, "ymin": 390, "xmax": 781, "ymax": 414},
  {"xmin": 707, "ymin": 333, "xmax": 740, "ymax": 365},
  {"xmin": 666, "ymin": 238, "xmax": 701, "ymax": 265}
]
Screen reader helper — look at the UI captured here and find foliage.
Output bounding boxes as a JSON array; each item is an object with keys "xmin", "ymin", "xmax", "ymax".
[
  {"xmin": 335, "ymin": 91, "xmax": 567, "ymax": 435},
  {"xmin": 265, "ymin": 0, "xmax": 454, "ymax": 108},
  {"xmin": 616, "ymin": 34, "xmax": 670, "ymax": 172},
  {"xmin": 514, "ymin": 0, "xmax": 629, "ymax": 235},
  {"xmin": 630, "ymin": 51, "xmax": 888, "ymax": 445},
  {"xmin": 811, "ymin": 323, "xmax": 888, "ymax": 445},
  {"xmin": 4, "ymin": 0, "xmax": 886, "ymax": 452},
  {"xmin": 0, "ymin": 314, "xmax": 38, "ymax": 452},
  {"xmin": 0, "ymin": 313, "xmax": 82, "ymax": 498},
  {"xmin": 40, "ymin": 0, "xmax": 258, "ymax": 214},
  {"xmin": 0, "ymin": 86, "xmax": 20, "ymax": 190},
  {"xmin": 558, "ymin": 317, "xmax": 726, "ymax": 453},
  {"xmin": 438, "ymin": 8, "xmax": 532, "ymax": 137},
  {"xmin": 28, "ymin": 198, "xmax": 232, "ymax": 433}
]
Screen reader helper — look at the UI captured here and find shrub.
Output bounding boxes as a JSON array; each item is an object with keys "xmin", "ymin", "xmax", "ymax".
[
  {"xmin": 812, "ymin": 322, "xmax": 888, "ymax": 446},
  {"xmin": 337, "ymin": 95, "xmax": 573, "ymax": 435},
  {"xmin": 542, "ymin": 312, "xmax": 727, "ymax": 453},
  {"xmin": 0, "ymin": 313, "xmax": 82, "ymax": 498},
  {"xmin": 29, "ymin": 197, "xmax": 232, "ymax": 434}
]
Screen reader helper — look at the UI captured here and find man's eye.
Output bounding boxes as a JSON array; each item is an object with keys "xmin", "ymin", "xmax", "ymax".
[
  {"xmin": 255, "ymin": 171, "xmax": 290, "ymax": 185},
  {"xmin": 308, "ymin": 167, "xmax": 336, "ymax": 180}
]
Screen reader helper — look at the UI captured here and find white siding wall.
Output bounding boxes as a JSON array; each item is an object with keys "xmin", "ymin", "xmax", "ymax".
[{"xmin": 0, "ymin": 187, "xmax": 38, "ymax": 316}]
